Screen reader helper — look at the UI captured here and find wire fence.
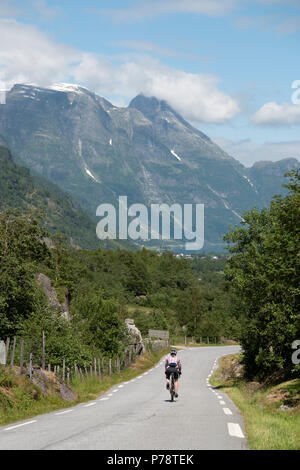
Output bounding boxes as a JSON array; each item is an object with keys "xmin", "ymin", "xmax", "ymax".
[{"xmin": 0, "ymin": 335, "xmax": 142, "ymax": 383}]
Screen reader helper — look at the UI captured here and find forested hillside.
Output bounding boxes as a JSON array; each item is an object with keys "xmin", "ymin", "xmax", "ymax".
[{"xmin": 0, "ymin": 145, "xmax": 125, "ymax": 250}]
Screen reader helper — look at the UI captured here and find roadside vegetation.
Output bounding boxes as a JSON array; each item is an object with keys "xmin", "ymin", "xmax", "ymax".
[
  {"xmin": 0, "ymin": 348, "xmax": 168, "ymax": 426},
  {"xmin": 211, "ymin": 354, "xmax": 300, "ymax": 450}
]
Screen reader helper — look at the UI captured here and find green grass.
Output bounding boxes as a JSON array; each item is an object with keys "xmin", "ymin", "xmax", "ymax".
[
  {"xmin": 0, "ymin": 348, "xmax": 168, "ymax": 426},
  {"xmin": 211, "ymin": 354, "xmax": 300, "ymax": 450}
]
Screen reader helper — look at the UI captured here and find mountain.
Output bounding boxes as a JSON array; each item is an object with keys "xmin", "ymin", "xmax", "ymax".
[
  {"xmin": 0, "ymin": 144, "xmax": 125, "ymax": 250},
  {"xmin": 246, "ymin": 159, "xmax": 299, "ymax": 204},
  {"xmin": 0, "ymin": 83, "xmax": 298, "ymax": 250}
]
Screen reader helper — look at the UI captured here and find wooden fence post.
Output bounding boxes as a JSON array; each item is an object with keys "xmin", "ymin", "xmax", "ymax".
[
  {"xmin": 98, "ymin": 357, "xmax": 101, "ymax": 377},
  {"xmin": 109, "ymin": 358, "xmax": 112, "ymax": 374},
  {"xmin": 42, "ymin": 331, "xmax": 45, "ymax": 370},
  {"xmin": 29, "ymin": 353, "xmax": 33, "ymax": 380},
  {"xmin": 10, "ymin": 337, "xmax": 17, "ymax": 367},
  {"xmin": 20, "ymin": 338, "xmax": 24, "ymax": 373},
  {"xmin": 62, "ymin": 359, "xmax": 65, "ymax": 381},
  {"xmin": 5, "ymin": 337, "xmax": 10, "ymax": 366}
]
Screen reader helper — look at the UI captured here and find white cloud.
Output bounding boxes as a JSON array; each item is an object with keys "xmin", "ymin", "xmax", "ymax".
[
  {"xmin": 75, "ymin": 56, "xmax": 240, "ymax": 123},
  {"xmin": 0, "ymin": 19, "xmax": 79, "ymax": 88},
  {"xmin": 0, "ymin": 0, "xmax": 20, "ymax": 17},
  {"xmin": 213, "ymin": 136, "xmax": 300, "ymax": 166},
  {"xmin": 100, "ymin": 0, "xmax": 237, "ymax": 23},
  {"xmin": 0, "ymin": 19, "xmax": 240, "ymax": 124},
  {"xmin": 252, "ymin": 101, "xmax": 300, "ymax": 126}
]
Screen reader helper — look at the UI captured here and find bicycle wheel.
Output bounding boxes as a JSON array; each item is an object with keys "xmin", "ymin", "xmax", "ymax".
[{"xmin": 170, "ymin": 373, "xmax": 175, "ymax": 402}]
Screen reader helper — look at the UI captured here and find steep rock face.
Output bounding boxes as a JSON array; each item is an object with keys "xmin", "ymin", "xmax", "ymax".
[
  {"xmin": 0, "ymin": 84, "xmax": 298, "ymax": 249},
  {"xmin": 37, "ymin": 273, "xmax": 70, "ymax": 320}
]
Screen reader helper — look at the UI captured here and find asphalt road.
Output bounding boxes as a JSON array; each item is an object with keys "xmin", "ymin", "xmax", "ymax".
[{"xmin": 0, "ymin": 345, "xmax": 247, "ymax": 450}]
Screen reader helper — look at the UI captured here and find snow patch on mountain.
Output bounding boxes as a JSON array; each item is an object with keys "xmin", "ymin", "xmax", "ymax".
[
  {"xmin": 49, "ymin": 83, "xmax": 87, "ymax": 94},
  {"xmin": 85, "ymin": 167, "xmax": 99, "ymax": 182},
  {"xmin": 170, "ymin": 149, "xmax": 181, "ymax": 161},
  {"xmin": 243, "ymin": 175, "xmax": 258, "ymax": 194}
]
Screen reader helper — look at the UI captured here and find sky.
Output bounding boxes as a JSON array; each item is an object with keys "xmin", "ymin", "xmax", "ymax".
[{"xmin": 0, "ymin": 0, "xmax": 300, "ymax": 166}]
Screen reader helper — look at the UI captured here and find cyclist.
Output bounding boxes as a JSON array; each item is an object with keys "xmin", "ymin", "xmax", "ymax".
[{"xmin": 165, "ymin": 349, "xmax": 181, "ymax": 398}]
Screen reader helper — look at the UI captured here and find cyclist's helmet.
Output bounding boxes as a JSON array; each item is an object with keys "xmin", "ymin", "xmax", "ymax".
[{"xmin": 170, "ymin": 349, "xmax": 177, "ymax": 356}]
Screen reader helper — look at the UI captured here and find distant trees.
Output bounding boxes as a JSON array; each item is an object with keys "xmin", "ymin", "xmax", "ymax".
[{"xmin": 224, "ymin": 170, "xmax": 300, "ymax": 380}]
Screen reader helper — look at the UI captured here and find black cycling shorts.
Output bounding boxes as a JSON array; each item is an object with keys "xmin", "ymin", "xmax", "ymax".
[{"xmin": 165, "ymin": 367, "xmax": 179, "ymax": 379}]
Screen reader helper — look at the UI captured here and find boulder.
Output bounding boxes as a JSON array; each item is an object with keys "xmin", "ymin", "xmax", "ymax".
[{"xmin": 125, "ymin": 318, "xmax": 145, "ymax": 355}]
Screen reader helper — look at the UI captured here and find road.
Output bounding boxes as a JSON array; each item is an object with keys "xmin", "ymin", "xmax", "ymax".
[{"xmin": 0, "ymin": 345, "xmax": 247, "ymax": 450}]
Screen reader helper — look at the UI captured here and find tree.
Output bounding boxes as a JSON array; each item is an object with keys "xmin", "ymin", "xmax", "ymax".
[
  {"xmin": 0, "ymin": 210, "xmax": 50, "ymax": 337},
  {"xmin": 224, "ymin": 170, "xmax": 300, "ymax": 380}
]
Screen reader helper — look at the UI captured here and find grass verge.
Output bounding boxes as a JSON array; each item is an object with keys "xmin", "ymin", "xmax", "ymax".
[
  {"xmin": 210, "ymin": 353, "xmax": 300, "ymax": 450},
  {"xmin": 0, "ymin": 348, "xmax": 168, "ymax": 426}
]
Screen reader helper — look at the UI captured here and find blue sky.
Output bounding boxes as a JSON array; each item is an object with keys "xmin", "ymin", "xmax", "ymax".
[{"xmin": 0, "ymin": 0, "xmax": 300, "ymax": 166}]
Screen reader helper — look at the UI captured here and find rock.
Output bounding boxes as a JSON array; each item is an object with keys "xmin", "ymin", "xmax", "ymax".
[
  {"xmin": 125, "ymin": 318, "xmax": 145, "ymax": 355},
  {"xmin": 279, "ymin": 404, "xmax": 292, "ymax": 411},
  {"xmin": 37, "ymin": 273, "xmax": 70, "ymax": 320},
  {"xmin": 26, "ymin": 366, "xmax": 77, "ymax": 401}
]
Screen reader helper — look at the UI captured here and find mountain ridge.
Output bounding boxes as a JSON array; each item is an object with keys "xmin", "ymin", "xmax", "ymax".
[{"xmin": 0, "ymin": 83, "xmax": 298, "ymax": 250}]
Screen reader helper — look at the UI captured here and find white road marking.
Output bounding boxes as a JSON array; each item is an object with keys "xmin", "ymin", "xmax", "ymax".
[
  {"xmin": 219, "ymin": 400, "xmax": 225, "ymax": 405},
  {"xmin": 4, "ymin": 420, "xmax": 37, "ymax": 431},
  {"xmin": 113, "ymin": 389, "xmax": 119, "ymax": 393},
  {"xmin": 108, "ymin": 393, "xmax": 113, "ymax": 396},
  {"xmin": 83, "ymin": 402, "xmax": 96, "ymax": 407},
  {"xmin": 118, "ymin": 385, "xmax": 124, "ymax": 388},
  {"xmin": 99, "ymin": 397, "xmax": 110, "ymax": 401},
  {"xmin": 55, "ymin": 410, "xmax": 74, "ymax": 415},
  {"xmin": 223, "ymin": 408, "xmax": 233, "ymax": 415},
  {"xmin": 217, "ymin": 395, "xmax": 222, "ymax": 399},
  {"xmin": 228, "ymin": 423, "xmax": 245, "ymax": 438}
]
